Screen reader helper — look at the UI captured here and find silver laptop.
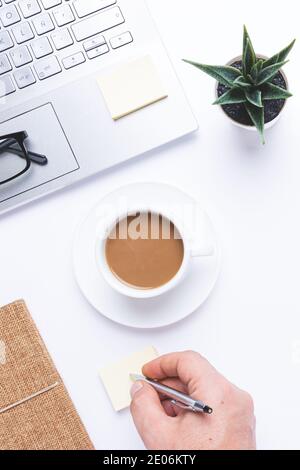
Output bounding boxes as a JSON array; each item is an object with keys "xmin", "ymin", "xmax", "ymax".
[{"xmin": 0, "ymin": 0, "xmax": 197, "ymax": 215}]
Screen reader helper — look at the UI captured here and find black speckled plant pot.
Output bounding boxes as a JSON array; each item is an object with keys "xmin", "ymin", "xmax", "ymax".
[{"xmin": 216, "ymin": 55, "xmax": 288, "ymax": 131}]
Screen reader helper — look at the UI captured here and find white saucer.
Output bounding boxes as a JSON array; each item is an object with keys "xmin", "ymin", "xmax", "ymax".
[{"xmin": 73, "ymin": 183, "xmax": 221, "ymax": 329}]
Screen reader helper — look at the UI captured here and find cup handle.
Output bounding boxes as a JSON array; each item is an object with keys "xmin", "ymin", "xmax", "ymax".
[{"xmin": 191, "ymin": 245, "xmax": 215, "ymax": 258}]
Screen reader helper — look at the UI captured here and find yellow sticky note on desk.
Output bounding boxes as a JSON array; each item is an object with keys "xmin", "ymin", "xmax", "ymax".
[
  {"xmin": 99, "ymin": 346, "xmax": 158, "ymax": 411},
  {"xmin": 97, "ymin": 56, "xmax": 168, "ymax": 120}
]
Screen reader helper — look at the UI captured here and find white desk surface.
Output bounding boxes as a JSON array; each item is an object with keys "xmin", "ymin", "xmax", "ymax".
[{"xmin": 1, "ymin": 0, "xmax": 299, "ymax": 450}]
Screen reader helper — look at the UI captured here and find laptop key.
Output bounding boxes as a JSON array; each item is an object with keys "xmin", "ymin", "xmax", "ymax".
[
  {"xmin": 0, "ymin": 31, "xmax": 14, "ymax": 53},
  {"xmin": 0, "ymin": 53, "xmax": 12, "ymax": 75},
  {"xmin": 32, "ymin": 13, "xmax": 55, "ymax": 35},
  {"xmin": 110, "ymin": 32, "xmax": 133, "ymax": 49},
  {"xmin": 34, "ymin": 55, "xmax": 61, "ymax": 80},
  {"xmin": 19, "ymin": 0, "xmax": 41, "ymax": 19},
  {"xmin": 11, "ymin": 22, "xmax": 35, "ymax": 44},
  {"xmin": 71, "ymin": 7, "xmax": 124, "ymax": 42},
  {"xmin": 83, "ymin": 35, "xmax": 106, "ymax": 52},
  {"xmin": 62, "ymin": 51, "xmax": 85, "ymax": 69},
  {"xmin": 73, "ymin": 0, "xmax": 117, "ymax": 19},
  {"xmin": 51, "ymin": 28, "xmax": 74, "ymax": 50},
  {"xmin": 40, "ymin": 0, "xmax": 62, "ymax": 9},
  {"xmin": 53, "ymin": 5, "xmax": 75, "ymax": 27},
  {"xmin": 10, "ymin": 45, "xmax": 33, "ymax": 67},
  {"xmin": 31, "ymin": 36, "xmax": 53, "ymax": 59},
  {"xmin": 14, "ymin": 66, "xmax": 36, "ymax": 88},
  {"xmin": 0, "ymin": 75, "xmax": 16, "ymax": 98},
  {"xmin": 87, "ymin": 44, "xmax": 109, "ymax": 60},
  {"xmin": 0, "ymin": 5, "xmax": 21, "ymax": 27}
]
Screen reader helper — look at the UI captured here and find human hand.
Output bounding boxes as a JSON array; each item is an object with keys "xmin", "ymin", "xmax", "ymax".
[{"xmin": 130, "ymin": 351, "xmax": 256, "ymax": 450}]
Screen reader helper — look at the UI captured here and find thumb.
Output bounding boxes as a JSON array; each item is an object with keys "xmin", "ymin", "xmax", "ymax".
[{"xmin": 130, "ymin": 381, "xmax": 170, "ymax": 448}]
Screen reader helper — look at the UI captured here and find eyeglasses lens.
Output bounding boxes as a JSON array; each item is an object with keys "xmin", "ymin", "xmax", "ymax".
[{"xmin": 0, "ymin": 137, "xmax": 28, "ymax": 183}]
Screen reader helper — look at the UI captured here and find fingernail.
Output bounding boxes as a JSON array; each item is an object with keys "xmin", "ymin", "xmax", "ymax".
[{"xmin": 130, "ymin": 381, "xmax": 143, "ymax": 398}]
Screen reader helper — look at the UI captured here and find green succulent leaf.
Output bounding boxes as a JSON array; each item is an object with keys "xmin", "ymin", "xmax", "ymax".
[
  {"xmin": 243, "ymin": 26, "xmax": 256, "ymax": 63},
  {"xmin": 245, "ymin": 89, "xmax": 263, "ymax": 108},
  {"xmin": 256, "ymin": 60, "xmax": 288, "ymax": 85},
  {"xmin": 247, "ymin": 74, "xmax": 255, "ymax": 85},
  {"xmin": 213, "ymin": 87, "xmax": 247, "ymax": 105},
  {"xmin": 263, "ymin": 39, "xmax": 296, "ymax": 68},
  {"xmin": 245, "ymin": 102, "xmax": 265, "ymax": 144},
  {"xmin": 243, "ymin": 38, "xmax": 256, "ymax": 76},
  {"xmin": 234, "ymin": 76, "xmax": 252, "ymax": 89},
  {"xmin": 250, "ymin": 63, "xmax": 259, "ymax": 83},
  {"xmin": 250, "ymin": 59, "xmax": 264, "ymax": 83},
  {"xmin": 256, "ymin": 60, "xmax": 264, "ymax": 73},
  {"xmin": 183, "ymin": 60, "xmax": 242, "ymax": 86},
  {"xmin": 262, "ymin": 82, "xmax": 293, "ymax": 100}
]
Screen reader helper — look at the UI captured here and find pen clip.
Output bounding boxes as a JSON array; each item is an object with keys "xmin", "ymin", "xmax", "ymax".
[{"xmin": 170, "ymin": 399, "xmax": 196, "ymax": 412}]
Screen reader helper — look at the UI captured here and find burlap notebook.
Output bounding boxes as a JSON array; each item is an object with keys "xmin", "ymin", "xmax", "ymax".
[{"xmin": 0, "ymin": 300, "xmax": 94, "ymax": 450}]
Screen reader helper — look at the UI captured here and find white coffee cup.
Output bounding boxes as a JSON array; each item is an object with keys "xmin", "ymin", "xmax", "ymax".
[{"xmin": 95, "ymin": 205, "xmax": 214, "ymax": 299}]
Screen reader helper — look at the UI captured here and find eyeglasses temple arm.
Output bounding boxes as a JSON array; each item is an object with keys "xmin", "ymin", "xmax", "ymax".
[
  {"xmin": 0, "ymin": 138, "xmax": 48, "ymax": 165},
  {"xmin": 0, "ymin": 138, "xmax": 16, "ymax": 151},
  {"xmin": 7, "ymin": 147, "xmax": 47, "ymax": 165},
  {"xmin": 8, "ymin": 146, "xmax": 48, "ymax": 165}
]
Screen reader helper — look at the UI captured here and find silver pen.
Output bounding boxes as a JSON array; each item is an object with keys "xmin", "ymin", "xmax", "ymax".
[{"xmin": 130, "ymin": 374, "xmax": 213, "ymax": 415}]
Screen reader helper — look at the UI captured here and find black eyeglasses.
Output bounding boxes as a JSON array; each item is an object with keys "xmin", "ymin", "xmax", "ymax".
[{"xmin": 0, "ymin": 131, "xmax": 48, "ymax": 186}]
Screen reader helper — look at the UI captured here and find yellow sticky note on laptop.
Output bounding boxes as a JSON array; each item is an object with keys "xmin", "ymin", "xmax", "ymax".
[
  {"xmin": 97, "ymin": 56, "xmax": 168, "ymax": 120},
  {"xmin": 99, "ymin": 346, "xmax": 158, "ymax": 411}
]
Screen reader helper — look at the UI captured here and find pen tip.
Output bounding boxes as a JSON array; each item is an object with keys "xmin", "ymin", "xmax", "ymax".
[
  {"xmin": 203, "ymin": 406, "xmax": 213, "ymax": 414},
  {"xmin": 129, "ymin": 373, "xmax": 144, "ymax": 382}
]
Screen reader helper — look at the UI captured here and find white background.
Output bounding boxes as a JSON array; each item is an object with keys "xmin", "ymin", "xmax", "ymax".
[{"xmin": 1, "ymin": 0, "xmax": 300, "ymax": 450}]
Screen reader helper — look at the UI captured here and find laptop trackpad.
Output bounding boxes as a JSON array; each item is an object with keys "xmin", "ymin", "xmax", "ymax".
[{"xmin": 0, "ymin": 103, "xmax": 78, "ymax": 204}]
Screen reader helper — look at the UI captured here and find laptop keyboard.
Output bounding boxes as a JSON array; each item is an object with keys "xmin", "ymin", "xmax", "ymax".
[{"xmin": 0, "ymin": 0, "xmax": 133, "ymax": 97}]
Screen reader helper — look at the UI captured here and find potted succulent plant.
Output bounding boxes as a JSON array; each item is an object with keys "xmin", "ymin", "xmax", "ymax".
[{"xmin": 184, "ymin": 26, "xmax": 295, "ymax": 143}]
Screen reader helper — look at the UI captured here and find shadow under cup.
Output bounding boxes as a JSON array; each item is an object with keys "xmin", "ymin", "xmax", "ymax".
[{"xmin": 105, "ymin": 212, "xmax": 184, "ymax": 291}]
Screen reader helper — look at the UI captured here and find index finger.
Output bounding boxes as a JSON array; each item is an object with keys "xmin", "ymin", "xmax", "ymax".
[{"xmin": 142, "ymin": 351, "xmax": 215, "ymax": 388}]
